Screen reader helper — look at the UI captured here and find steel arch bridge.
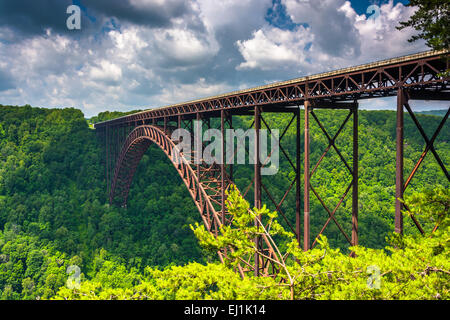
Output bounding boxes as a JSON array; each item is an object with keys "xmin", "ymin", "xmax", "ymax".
[{"xmin": 95, "ymin": 50, "xmax": 450, "ymax": 276}]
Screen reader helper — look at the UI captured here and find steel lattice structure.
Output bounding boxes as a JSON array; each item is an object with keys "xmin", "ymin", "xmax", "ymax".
[{"xmin": 95, "ymin": 49, "xmax": 450, "ymax": 276}]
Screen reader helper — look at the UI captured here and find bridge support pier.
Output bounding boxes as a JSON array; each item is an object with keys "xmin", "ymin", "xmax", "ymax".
[
  {"xmin": 254, "ymin": 105, "xmax": 261, "ymax": 276},
  {"xmin": 395, "ymin": 88, "xmax": 449, "ymax": 235},
  {"xmin": 395, "ymin": 88, "xmax": 405, "ymax": 234},
  {"xmin": 296, "ymin": 106, "xmax": 302, "ymax": 248},
  {"xmin": 303, "ymin": 100, "xmax": 359, "ymax": 250},
  {"xmin": 352, "ymin": 102, "xmax": 358, "ymax": 248},
  {"xmin": 303, "ymin": 101, "xmax": 310, "ymax": 251}
]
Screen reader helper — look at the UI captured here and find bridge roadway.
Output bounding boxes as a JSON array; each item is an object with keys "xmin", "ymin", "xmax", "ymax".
[
  {"xmin": 95, "ymin": 50, "xmax": 449, "ymax": 276},
  {"xmin": 95, "ymin": 49, "xmax": 449, "ymax": 127}
]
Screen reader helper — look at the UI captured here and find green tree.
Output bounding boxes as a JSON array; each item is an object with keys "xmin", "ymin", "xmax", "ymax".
[{"xmin": 397, "ymin": 0, "xmax": 450, "ymax": 50}]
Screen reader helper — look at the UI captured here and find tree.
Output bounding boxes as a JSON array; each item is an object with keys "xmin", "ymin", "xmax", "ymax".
[
  {"xmin": 397, "ymin": 0, "xmax": 450, "ymax": 51},
  {"xmin": 55, "ymin": 186, "xmax": 450, "ymax": 300},
  {"xmin": 191, "ymin": 184, "xmax": 296, "ymax": 299}
]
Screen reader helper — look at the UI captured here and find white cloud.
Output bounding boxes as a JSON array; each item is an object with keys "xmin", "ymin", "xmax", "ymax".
[
  {"xmin": 197, "ymin": 0, "xmax": 272, "ymax": 37},
  {"xmin": 0, "ymin": 0, "xmax": 431, "ymax": 117},
  {"xmin": 236, "ymin": 0, "xmax": 427, "ymax": 73},
  {"xmin": 354, "ymin": 1, "xmax": 425, "ymax": 60},
  {"xmin": 88, "ymin": 60, "xmax": 123, "ymax": 84},
  {"xmin": 282, "ymin": 0, "xmax": 361, "ymax": 58},
  {"xmin": 236, "ymin": 26, "xmax": 312, "ymax": 71},
  {"xmin": 152, "ymin": 27, "xmax": 219, "ymax": 66},
  {"xmin": 153, "ymin": 77, "xmax": 232, "ymax": 105}
]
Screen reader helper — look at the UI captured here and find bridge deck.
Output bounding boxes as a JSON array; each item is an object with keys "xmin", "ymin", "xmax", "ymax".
[{"xmin": 94, "ymin": 49, "xmax": 449, "ymax": 128}]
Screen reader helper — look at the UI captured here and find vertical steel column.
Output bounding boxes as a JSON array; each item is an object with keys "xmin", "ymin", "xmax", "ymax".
[
  {"xmin": 304, "ymin": 101, "xmax": 311, "ymax": 251},
  {"xmin": 122, "ymin": 125, "xmax": 125, "ymax": 149},
  {"xmin": 221, "ymin": 110, "xmax": 226, "ymax": 225},
  {"xmin": 352, "ymin": 103, "xmax": 358, "ymax": 246},
  {"xmin": 254, "ymin": 105, "xmax": 261, "ymax": 276},
  {"xmin": 229, "ymin": 114, "xmax": 233, "ymax": 182},
  {"xmin": 395, "ymin": 88, "xmax": 405, "ymax": 234},
  {"xmin": 296, "ymin": 106, "xmax": 302, "ymax": 246},
  {"xmin": 196, "ymin": 113, "xmax": 201, "ymax": 184},
  {"xmin": 106, "ymin": 125, "xmax": 110, "ymax": 197},
  {"xmin": 116, "ymin": 125, "xmax": 119, "ymax": 173},
  {"xmin": 164, "ymin": 117, "xmax": 168, "ymax": 135}
]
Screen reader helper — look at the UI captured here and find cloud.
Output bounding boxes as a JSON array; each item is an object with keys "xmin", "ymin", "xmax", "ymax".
[
  {"xmin": 0, "ymin": 0, "xmax": 74, "ymax": 37},
  {"xmin": 236, "ymin": 26, "xmax": 312, "ymax": 71},
  {"xmin": 235, "ymin": 0, "xmax": 426, "ymax": 73},
  {"xmin": 353, "ymin": 1, "xmax": 424, "ymax": 60},
  {"xmin": 150, "ymin": 27, "xmax": 219, "ymax": 67},
  {"xmin": 87, "ymin": 0, "xmax": 193, "ymax": 28},
  {"xmin": 0, "ymin": 69, "xmax": 15, "ymax": 92},
  {"xmin": 0, "ymin": 0, "xmax": 430, "ymax": 117},
  {"xmin": 87, "ymin": 60, "xmax": 123, "ymax": 85},
  {"xmin": 282, "ymin": 0, "xmax": 361, "ymax": 58},
  {"xmin": 153, "ymin": 77, "xmax": 232, "ymax": 105}
]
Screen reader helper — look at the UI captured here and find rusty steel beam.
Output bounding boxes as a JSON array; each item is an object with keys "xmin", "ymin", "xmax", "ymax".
[
  {"xmin": 221, "ymin": 110, "xmax": 226, "ymax": 226},
  {"xmin": 408, "ymin": 90, "xmax": 450, "ymax": 101},
  {"xmin": 403, "ymin": 103, "xmax": 450, "ymax": 184},
  {"xmin": 296, "ymin": 106, "xmax": 301, "ymax": 246},
  {"xmin": 395, "ymin": 88, "xmax": 405, "ymax": 234},
  {"xmin": 398, "ymin": 101, "xmax": 449, "ymax": 234},
  {"xmin": 254, "ymin": 105, "xmax": 261, "ymax": 276},
  {"xmin": 258, "ymin": 112, "xmax": 299, "ymax": 238},
  {"xmin": 352, "ymin": 103, "xmax": 358, "ymax": 247},
  {"xmin": 304, "ymin": 100, "xmax": 310, "ymax": 251}
]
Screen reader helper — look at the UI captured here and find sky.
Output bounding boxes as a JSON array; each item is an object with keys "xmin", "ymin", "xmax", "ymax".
[{"xmin": 0, "ymin": 0, "xmax": 447, "ymax": 117}]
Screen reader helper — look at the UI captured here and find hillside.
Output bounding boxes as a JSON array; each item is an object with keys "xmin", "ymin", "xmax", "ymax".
[
  {"xmin": 0, "ymin": 104, "xmax": 448, "ymax": 299},
  {"xmin": 417, "ymin": 110, "xmax": 448, "ymax": 117}
]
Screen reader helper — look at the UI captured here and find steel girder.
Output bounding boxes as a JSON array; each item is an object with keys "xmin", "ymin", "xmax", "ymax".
[{"xmin": 94, "ymin": 50, "xmax": 448, "ymax": 129}]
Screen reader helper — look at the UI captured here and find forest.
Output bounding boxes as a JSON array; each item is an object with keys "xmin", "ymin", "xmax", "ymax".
[{"xmin": 0, "ymin": 104, "xmax": 448, "ymax": 300}]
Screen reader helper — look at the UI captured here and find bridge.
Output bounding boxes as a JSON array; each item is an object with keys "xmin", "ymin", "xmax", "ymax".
[{"xmin": 94, "ymin": 50, "xmax": 449, "ymax": 276}]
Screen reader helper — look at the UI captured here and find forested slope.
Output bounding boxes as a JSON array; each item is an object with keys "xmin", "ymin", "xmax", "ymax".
[{"xmin": 0, "ymin": 104, "xmax": 448, "ymax": 299}]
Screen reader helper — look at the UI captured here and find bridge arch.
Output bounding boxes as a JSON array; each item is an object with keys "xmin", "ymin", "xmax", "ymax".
[
  {"xmin": 109, "ymin": 124, "xmax": 281, "ymax": 276},
  {"xmin": 110, "ymin": 125, "xmax": 223, "ymax": 236}
]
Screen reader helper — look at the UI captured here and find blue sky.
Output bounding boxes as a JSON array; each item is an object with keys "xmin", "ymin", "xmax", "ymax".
[{"xmin": 0, "ymin": 0, "xmax": 446, "ymax": 117}]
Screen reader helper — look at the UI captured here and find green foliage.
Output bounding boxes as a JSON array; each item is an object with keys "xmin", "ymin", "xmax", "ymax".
[
  {"xmin": 0, "ymin": 227, "xmax": 69, "ymax": 299},
  {"xmin": 192, "ymin": 188, "xmax": 450, "ymax": 300},
  {"xmin": 53, "ymin": 261, "xmax": 286, "ymax": 300},
  {"xmin": 0, "ymin": 105, "xmax": 206, "ymax": 273},
  {"xmin": 397, "ymin": 0, "xmax": 450, "ymax": 51},
  {"xmin": 192, "ymin": 185, "xmax": 292, "ymax": 276},
  {"xmin": 0, "ymin": 104, "xmax": 448, "ymax": 300},
  {"xmin": 87, "ymin": 110, "xmax": 142, "ymax": 125},
  {"xmin": 404, "ymin": 185, "xmax": 449, "ymax": 231},
  {"xmin": 54, "ymin": 188, "xmax": 449, "ymax": 300}
]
